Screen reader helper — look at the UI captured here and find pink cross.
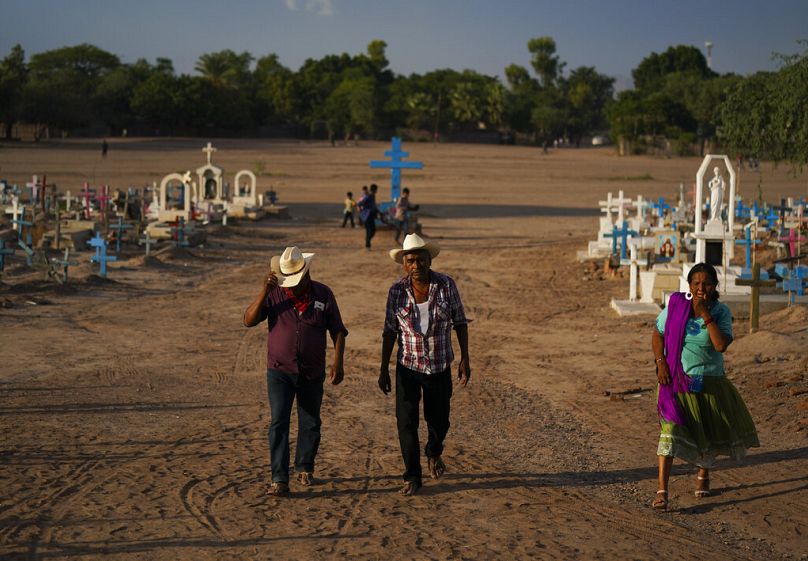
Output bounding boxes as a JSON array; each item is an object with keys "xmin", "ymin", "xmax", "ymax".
[
  {"xmin": 779, "ymin": 228, "xmax": 806, "ymax": 257},
  {"xmin": 79, "ymin": 183, "xmax": 95, "ymax": 220},
  {"xmin": 96, "ymin": 185, "xmax": 112, "ymax": 213}
]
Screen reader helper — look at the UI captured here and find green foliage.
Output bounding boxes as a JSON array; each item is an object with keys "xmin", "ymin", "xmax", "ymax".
[
  {"xmin": 720, "ymin": 44, "xmax": 808, "ymax": 168},
  {"xmin": 0, "ymin": 44, "xmax": 27, "ymax": 137},
  {"xmin": 632, "ymin": 45, "xmax": 713, "ymax": 93}
]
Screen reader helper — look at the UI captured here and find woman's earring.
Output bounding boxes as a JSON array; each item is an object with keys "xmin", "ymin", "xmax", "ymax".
[{"xmin": 685, "ymin": 291, "xmax": 693, "ymax": 300}]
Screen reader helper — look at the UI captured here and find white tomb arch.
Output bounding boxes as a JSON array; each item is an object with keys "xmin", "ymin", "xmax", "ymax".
[{"xmin": 158, "ymin": 171, "xmax": 192, "ymax": 222}]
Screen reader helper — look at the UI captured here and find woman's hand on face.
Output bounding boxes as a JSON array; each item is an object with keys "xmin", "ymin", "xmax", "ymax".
[
  {"xmin": 692, "ymin": 295, "xmax": 709, "ymax": 320},
  {"xmin": 657, "ymin": 361, "xmax": 672, "ymax": 385}
]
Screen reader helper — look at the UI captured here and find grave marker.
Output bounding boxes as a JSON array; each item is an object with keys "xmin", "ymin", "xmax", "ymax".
[
  {"xmin": 369, "ymin": 137, "xmax": 423, "ymax": 203},
  {"xmin": 108, "ymin": 217, "xmax": 134, "ymax": 254},
  {"xmin": 87, "ymin": 231, "xmax": 117, "ymax": 277},
  {"xmin": 0, "ymin": 239, "xmax": 16, "ymax": 272},
  {"xmin": 735, "ymin": 263, "xmax": 776, "ymax": 333}
]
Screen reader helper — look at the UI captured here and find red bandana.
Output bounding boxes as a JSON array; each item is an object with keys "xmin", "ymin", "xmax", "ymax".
[{"xmin": 283, "ymin": 286, "xmax": 311, "ymax": 314}]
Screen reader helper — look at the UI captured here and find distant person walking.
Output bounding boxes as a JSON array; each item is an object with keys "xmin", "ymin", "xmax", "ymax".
[
  {"xmin": 394, "ymin": 187, "xmax": 419, "ymax": 243},
  {"xmin": 651, "ymin": 263, "xmax": 758, "ymax": 510},
  {"xmin": 341, "ymin": 191, "xmax": 356, "ymax": 228},
  {"xmin": 243, "ymin": 246, "xmax": 348, "ymax": 496},
  {"xmin": 378, "ymin": 234, "xmax": 471, "ymax": 496},
  {"xmin": 358, "ymin": 184, "xmax": 379, "ymax": 249},
  {"xmin": 101, "ymin": 139, "xmax": 109, "ymax": 158}
]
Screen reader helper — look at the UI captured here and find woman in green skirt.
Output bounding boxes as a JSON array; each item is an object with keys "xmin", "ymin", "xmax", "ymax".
[{"xmin": 651, "ymin": 262, "xmax": 759, "ymax": 510}]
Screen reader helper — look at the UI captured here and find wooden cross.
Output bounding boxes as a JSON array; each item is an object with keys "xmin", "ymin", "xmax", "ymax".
[
  {"xmin": 48, "ymin": 248, "xmax": 78, "ymax": 284},
  {"xmin": 202, "ymin": 142, "xmax": 217, "ymax": 165},
  {"xmin": 0, "ymin": 239, "xmax": 16, "ymax": 272},
  {"xmin": 735, "ymin": 262, "xmax": 776, "ymax": 333},
  {"xmin": 96, "ymin": 185, "xmax": 113, "ymax": 223},
  {"xmin": 735, "ymin": 224, "xmax": 761, "ymax": 270}
]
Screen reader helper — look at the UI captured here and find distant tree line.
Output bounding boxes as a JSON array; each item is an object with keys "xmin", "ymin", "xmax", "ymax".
[{"xmin": 0, "ymin": 38, "xmax": 805, "ymax": 164}]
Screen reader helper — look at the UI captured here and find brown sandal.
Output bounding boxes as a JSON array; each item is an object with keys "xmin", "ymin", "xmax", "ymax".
[
  {"xmin": 399, "ymin": 481, "xmax": 422, "ymax": 496},
  {"xmin": 427, "ymin": 457, "xmax": 446, "ymax": 480},
  {"xmin": 695, "ymin": 476, "xmax": 711, "ymax": 498},
  {"xmin": 652, "ymin": 490, "xmax": 668, "ymax": 510},
  {"xmin": 296, "ymin": 472, "xmax": 314, "ymax": 486},
  {"xmin": 267, "ymin": 482, "xmax": 289, "ymax": 496}
]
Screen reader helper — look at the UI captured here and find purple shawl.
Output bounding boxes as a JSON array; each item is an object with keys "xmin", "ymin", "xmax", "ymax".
[{"xmin": 657, "ymin": 291, "xmax": 691, "ymax": 424}]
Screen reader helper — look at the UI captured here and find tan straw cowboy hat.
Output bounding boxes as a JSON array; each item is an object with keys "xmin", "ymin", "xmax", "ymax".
[
  {"xmin": 389, "ymin": 233, "xmax": 440, "ymax": 263},
  {"xmin": 274, "ymin": 246, "xmax": 314, "ymax": 287}
]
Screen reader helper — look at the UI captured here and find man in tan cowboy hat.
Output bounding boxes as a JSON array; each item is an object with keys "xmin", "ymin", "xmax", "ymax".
[
  {"xmin": 378, "ymin": 233, "xmax": 471, "ymax": 496},
  {"xmin": 244, "ymin": 246, "xmax": 348, "ymax": 496}
]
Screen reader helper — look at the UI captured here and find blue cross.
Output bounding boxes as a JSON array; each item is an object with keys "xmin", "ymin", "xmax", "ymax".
[
  {"xmin": 779, "ymin": 277, "xmax": 805, "ymax": 297},
  {"xmin": 651, "ymin": 197, "xmax": 670, "ymax": 218},
  {"xmin": 762, "ymin": 207, "xmax": 779, "ymax": 227},
  {"xmin": 735, "ymin": 227, "xmax": 761, "ymax": 270},
  {"xmin": 108, "ymin": 217, "xmax": 134, "ymax": 254},
  {"xmin": 752, "ymin": 200, "xmax": 760, "ymax": 217},
  {"xmin": 735, "ymin": 199, "xmax": 750, "ymax": 219},
  {"xmin": 369, "ymin": 137, "xmax": 424, "ymax": 204},
  {"xmin": 0, "ymin": 239, "xmax": 16, "ymax": 272},
  {"xmin": 88, "ymin": 231, "xmax": 117, "ymax": 277},
  {"xmin": 604, "ymin": 222, "xmax": 638, "ymax": 260},
  {"xmin": 11, "ymin": 206, "xmax": 34, "ymax": 266}
]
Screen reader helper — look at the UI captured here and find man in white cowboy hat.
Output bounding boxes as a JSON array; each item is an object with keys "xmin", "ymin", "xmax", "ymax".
[
  {"xmin": 378, "ymin": 233, "xmax": 470, "ymax": 496},
  {"xmin": 243, "ymin": 246, "xmax": 348, "ymax": 496}
]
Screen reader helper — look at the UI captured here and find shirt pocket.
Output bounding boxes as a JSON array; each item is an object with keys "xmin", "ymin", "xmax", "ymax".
[
  {"xmin": 434, "ymin": 301, "xmax": 451, "ymax": 326},
  {"xmin": 300, "ymin": 308, "xmax": 326, "ymax": 328}
]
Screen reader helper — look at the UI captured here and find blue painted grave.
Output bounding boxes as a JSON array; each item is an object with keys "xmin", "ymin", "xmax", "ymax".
[
  {"xmin": 108, "ymin": 217, "xmax": 134, "ymax": 254},
  {"xmin": 604, "ymin": 222, "xmax": 638, "ymax": 260},
  {"xmin": 11, "ymin": 206, "xmax": 34, "ymax": 266},
  {"xmin": 369, "ymin": 137, "xmax": 423, "ymax": 209},
  {"xmin": 735, "ymin": 227, "xmax": 765, "ymax": 278},
  {"xmin": 651, "ymin": 197, "xmax": 670, "ymax": 218},
  {"xmin": 88, "ymin": 231, "xmax": 117, "ymax": 277}
]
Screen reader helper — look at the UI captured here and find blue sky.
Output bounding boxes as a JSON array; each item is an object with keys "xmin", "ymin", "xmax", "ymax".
[{"xmin": 1, "ymin": 0, "xmax": 805, "ymax": 89}]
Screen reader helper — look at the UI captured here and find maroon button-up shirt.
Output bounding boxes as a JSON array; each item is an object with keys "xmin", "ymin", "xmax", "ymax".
[{"xmin": 261, "ymin": 280, "xmax": 347, "ymax": 379}]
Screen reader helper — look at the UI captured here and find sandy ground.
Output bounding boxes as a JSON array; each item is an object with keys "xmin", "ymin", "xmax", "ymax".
[{"xmin": 0, "ymin": 139, "xmax": 806, "ymax": 560}]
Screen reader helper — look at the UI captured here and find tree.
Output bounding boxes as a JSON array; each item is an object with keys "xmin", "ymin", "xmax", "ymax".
[
  {"xmin": 527, "ymin": 37, "xmax": 564, "ymax": 88},
  {"xmin": 195, "ymin": 50, "xmax": 254, "ymax": 90},
  {"xmin": 720, "ymin": 43, "xmax": 808, "ymax": 168},
  {"xmin": 563, "ymin": 66, "xmax": 615, "ymax": 145},
  {"xmin": 0, "ymin": 44, "xmax": 27, "ymax": 139},
  {"xmin": 21, "ymin": 44, "xmax": 120, "ymax": 131},
  {"xmin": 632, "ymin": 45, "xmax": 713, "ymax": 93}
]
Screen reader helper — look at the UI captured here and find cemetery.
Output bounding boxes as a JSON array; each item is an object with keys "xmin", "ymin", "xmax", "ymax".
[
  {"xmin": 1, "ymin": 139, "xmax": 806, "ymax": 560},
  {"xmin": 574, "ymin": 154, "xmax": 808, "ymax": 321}
]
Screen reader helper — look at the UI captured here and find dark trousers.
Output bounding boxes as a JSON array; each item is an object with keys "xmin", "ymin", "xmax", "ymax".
[
  {"xmin": 364, "ymin": 216, "xmax": 376, "ymax": 248},
  {"xmin": 341, "ymin": 211, "xmax": 354, "ymax": 228},
  {"xmin": 396, "ymin": 363, "xmax": 452, "ymax": 483},
  {"xmin": 266, "ymin": 368, "xmax": 325, "ymax": 483}
]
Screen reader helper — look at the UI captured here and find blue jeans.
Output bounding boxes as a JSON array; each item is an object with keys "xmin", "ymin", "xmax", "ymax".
[{"xmin": 266, "ymin": 368, "xmax": 325, "ymax": 483}]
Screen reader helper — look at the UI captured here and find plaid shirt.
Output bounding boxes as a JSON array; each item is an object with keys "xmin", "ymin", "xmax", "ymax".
[{"xmin": 383, "ymin": 271, "xmax": 467, "ymax": 374}]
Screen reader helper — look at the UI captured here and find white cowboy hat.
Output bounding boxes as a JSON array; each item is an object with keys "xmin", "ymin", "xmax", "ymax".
[
  {"xmin": 389, "ymin": 233, "xmax": 440, "ymax": 263},
  {"xmin": 275, "ymin": 246, "xmax": 314, "ymax": 287}
]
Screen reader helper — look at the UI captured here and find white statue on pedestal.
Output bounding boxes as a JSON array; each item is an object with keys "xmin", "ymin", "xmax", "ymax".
[{"xmin": 708, "ymin": 167, "xmax": 725, "ymax": 222}]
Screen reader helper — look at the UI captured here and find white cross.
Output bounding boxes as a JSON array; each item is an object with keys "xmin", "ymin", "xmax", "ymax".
[
  {"xmin": 10, "ymin": 196, "xmax": 20, "ymax": 231},
  {"xmin": 26, "ymin": 175, "xmax": 40, "ymax": 201},
  {"xmin": 61, "ymin": 190, "xmax": 73, "ymax": 211},
  {"xmin": 202, "ymin": 143, "xmax": 217, "ymax": 165}
]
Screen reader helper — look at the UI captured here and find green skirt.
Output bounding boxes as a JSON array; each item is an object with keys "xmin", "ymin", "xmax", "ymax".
[{"xmin": 657, "ymin": 376, "xmax": 759, "ymax": 468}]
